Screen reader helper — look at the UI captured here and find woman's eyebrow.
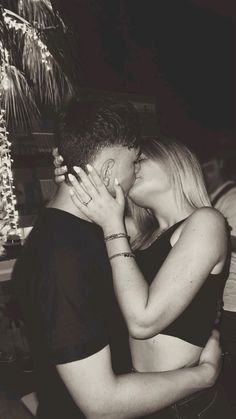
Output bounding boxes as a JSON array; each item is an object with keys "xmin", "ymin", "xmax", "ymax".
[{"xmin": 136, "ymin": 149, "xmax": 142, "ymax": 159}]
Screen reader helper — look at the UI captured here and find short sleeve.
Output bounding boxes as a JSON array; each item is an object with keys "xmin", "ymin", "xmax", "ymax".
[
  {"xmin": 39, "ymin": 246, "xmax": 109, "ymax": 365},
  {"xmin": 218, "ymin": 190, "xmax": 236, "ymax": 236}
]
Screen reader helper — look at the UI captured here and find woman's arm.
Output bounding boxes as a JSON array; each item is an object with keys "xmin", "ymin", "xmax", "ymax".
[
  {"xmin": 69, "ymin": 167, "xmax": 228, "ymax": 339},
  {"xmin": 105, "ymin": 208, "xmax": 227, "ymax": 338}
]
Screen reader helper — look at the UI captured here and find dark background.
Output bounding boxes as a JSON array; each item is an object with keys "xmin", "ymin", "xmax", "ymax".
[
  {"xmin": 52, "ymin": 0, "xmax": 235, "ymax": 154},
  {"xmin": 0, "ymin": 3, "xmax": 235, "ymax": 415},
  {"xmin": 2, "ymin": 0, "xmax": 235, "ymax": 218}
]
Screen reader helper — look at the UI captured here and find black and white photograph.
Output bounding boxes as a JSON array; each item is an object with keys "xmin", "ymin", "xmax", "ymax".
[{"xmin": 0, "ymin": 1, "xmax": 235, "ymax": 418}]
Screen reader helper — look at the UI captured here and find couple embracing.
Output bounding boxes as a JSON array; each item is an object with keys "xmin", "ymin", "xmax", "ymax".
[{"xmin": 13, "ymin": 98, "xmax": 232, "ymax": 418}]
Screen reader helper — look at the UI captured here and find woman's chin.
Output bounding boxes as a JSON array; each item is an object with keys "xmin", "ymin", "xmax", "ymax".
[
  {"xmin": 128, "ymin": 186, "xmax": 137, "ymax": 200},
  {"xmin": 128, "ymin": 190, "xmax": 144, "ymax": 206},
  {"xmin": 129, "ymin": 181, "xmax": 146, "ymax": 203}
]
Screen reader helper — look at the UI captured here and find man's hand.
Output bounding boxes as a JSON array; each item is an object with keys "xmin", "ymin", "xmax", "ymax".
[
  {"xmin": 198, "ymin": 329, "xmax": 222, "ymax": 387},
  {"xmin": 52, "ymin": 148, "xmax": 67, "ymax": 183}
]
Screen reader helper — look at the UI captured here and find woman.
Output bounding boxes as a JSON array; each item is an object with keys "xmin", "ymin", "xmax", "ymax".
[{"xmin": 53, "ymin": 138, "xmax": 231, "ymax": 418}]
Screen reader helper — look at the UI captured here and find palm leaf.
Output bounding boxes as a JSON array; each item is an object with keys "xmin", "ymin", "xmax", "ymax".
[
  {"xmin": 2, "ymin": 7, "xmax": 74, "ymax": 116},
  {"xmin": 1, "ymin": 4, "xmax": 74, "ymax": 128},
  {"xmin": 0, "ymin": 64, "xmax": 40, "ymax": 129},
  {"xmin": 18, "ymin": 0, "xmax": 56, "ymax": 28},
  {"xmin": 22, "ymin": 29, "xmax": 73, "ymax": 106}
]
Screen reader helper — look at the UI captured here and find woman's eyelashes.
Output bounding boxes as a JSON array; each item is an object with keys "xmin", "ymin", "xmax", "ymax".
[{"xmin": 135, "ymin": 157, "xmax": 146, "ymax": 164}]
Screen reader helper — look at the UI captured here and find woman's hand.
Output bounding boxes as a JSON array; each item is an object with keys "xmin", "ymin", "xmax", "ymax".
[
  {"xmin": 52, "ymin": 148, "xmax": 67, "ymax": 183},
  {"xmin": 68, "ymin": 165, "xmax": 126, "ymax": 233},
  {"xmin": 198, "ymin": 329, "xmax": 222, "ymax": 387}
]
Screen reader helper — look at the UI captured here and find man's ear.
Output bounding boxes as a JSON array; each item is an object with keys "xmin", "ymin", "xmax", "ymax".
[{"xmin": 100, "ymin": 159, "xmax": 115, "ymax": 187}]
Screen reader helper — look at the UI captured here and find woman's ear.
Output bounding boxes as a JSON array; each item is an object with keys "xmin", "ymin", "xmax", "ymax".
[{"xmin": 101, "ymin": 159, "xmax": 115, "ymax": 186}]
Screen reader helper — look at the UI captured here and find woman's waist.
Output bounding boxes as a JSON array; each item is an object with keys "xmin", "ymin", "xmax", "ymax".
[{"xmin": 129, "ymin": 333, "xmax": 202, "ymax": 372}]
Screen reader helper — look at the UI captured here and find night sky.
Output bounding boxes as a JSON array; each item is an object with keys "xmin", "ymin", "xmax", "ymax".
[{"xmin": 53, "ymin": 0, "xmax": 234, "ymax": 151}]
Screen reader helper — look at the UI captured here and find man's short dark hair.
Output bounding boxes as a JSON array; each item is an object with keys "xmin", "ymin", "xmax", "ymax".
[{"xmin": 55, "ymin": 98, "xmax": 141, "ymax": 172}]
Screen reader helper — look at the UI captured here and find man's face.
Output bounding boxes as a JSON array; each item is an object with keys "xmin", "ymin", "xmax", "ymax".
[
  {"xmin": 202, "ymin": 158, "xmax": 222, "ymax": 193},
  {"xmin": 112, "ymin": 147, "xmax": 140, "ymax": 195}
]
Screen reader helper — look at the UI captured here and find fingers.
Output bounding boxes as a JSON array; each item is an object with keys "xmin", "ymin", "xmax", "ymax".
[
  {"xmin": 114, "ymin": 178, "xmax": 125, "ymax": 206},
  {"xmin": 69, "ymin": 189, "xmax": 89, "ymax": 215},
  {"xmin": 55, "ymin": 175, "xmax": 66, "ymax": 184},
  {"xmin": 55, "ymin": 166, "xmax": 67, "ymax": 176},
  {"xmin": 86, "ymin": 164, "xmax": 104, "ymax": 188},
  {"xmin": 54, "ymin": 155, "xmax": 64, "ymax": 168},
  {"xmin": 73, "ymin": 166, "xmax": 99, "ymax": 197},
  {"xmin": 52, "ymin": 148, "xmax": 64, "ymax": 168},
  {"xmin": 52, "ymin": 147, "xmax": 59, "ymax": 158},
  {"xmin": 54, "ymin": 166, "xmax": 67, "ymax": 184},
  {"xmin": 68, "ymin": 174, "xmax": 91, "ymax": 204}
]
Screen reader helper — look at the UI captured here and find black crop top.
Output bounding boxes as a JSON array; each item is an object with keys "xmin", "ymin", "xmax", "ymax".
[{"xmin": 135, "ymin": 219, "xmax": 228, "ymax": 347}]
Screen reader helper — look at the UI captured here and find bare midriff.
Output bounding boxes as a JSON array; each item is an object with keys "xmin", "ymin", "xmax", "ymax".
[{"xmin": 129, "ymin": 333, "xmax": 202, "ymax": 372}]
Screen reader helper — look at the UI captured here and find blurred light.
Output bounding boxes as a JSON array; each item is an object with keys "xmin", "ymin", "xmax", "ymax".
[{"xmin": 1, "ymin": 74, "xmax": 10, "ymax": 90}]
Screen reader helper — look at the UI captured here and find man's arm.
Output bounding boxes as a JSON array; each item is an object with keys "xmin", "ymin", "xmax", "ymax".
[
  {"xmin": 57, "ymin": 331, "xmax": 221, "ymax": 419},
  {"xmin": 217, "ymin": 191, "xmax": 236, "ymax": 252}
]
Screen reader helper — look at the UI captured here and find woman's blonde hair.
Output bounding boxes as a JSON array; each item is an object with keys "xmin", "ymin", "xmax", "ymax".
[{"xmin": 129, "ymin": 137, "xmax": 211, "ymax": 250}]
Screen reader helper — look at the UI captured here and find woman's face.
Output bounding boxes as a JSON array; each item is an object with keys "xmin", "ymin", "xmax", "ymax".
[{"xmin": 128, "ymin": 153, "xmax": 171, "ymax": 207}]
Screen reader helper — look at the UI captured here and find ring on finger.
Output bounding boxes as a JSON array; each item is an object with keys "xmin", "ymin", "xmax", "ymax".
[{"xmin": 82, "ymin": 197, "xmax": 92, "ymax": 206}]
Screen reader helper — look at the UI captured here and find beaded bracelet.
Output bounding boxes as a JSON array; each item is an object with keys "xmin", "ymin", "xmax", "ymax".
[
  {"xmin": 104, "ymin": 232, "xmax": 130, "ymax": 242},
  {"xmin": 109, "ymin": 251, "xmax": 135, "ymax": 261}
]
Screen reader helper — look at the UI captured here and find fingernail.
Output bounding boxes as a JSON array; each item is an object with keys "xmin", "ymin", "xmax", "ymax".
[
  {"xmin": 114, "ymin": 178, "xmax": 119, "ymax": 186},
  {"xmin": 86, "ymin": 164, "xmax": 93, "ymax": 172},
  {"xmin": 59, "ymin": 156, "xmax": 64, "ymax": 162},
  {"xmin": 73, "ymin": 166, "xmax": 81, "ymax": 174},
  {"xmin": 68, "ymin": 173, "xmax": 75, "ymax": 182},
  {"xmin": 63, "ymin": 165, "xmax": 67, "ymax": 171}
]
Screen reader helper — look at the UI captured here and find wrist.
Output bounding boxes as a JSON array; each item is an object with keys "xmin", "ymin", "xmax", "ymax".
[
  {"xmin": 197, "ymin": 363, "xmax": 218, "ymax": 389},
  {"xmin": 102, "ymin": 221, "xmax": 126, "ymax": 237}
]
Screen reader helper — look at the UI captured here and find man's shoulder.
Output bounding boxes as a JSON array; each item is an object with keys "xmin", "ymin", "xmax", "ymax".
[
  {"xmin": 13, "ymin": 215, "xmax": 83, "ymax": 271},
  {"xmin": 26, "ymin": 209, "xmax": 98, "ymax": 251},
  {"xmin": 216, "ymin": 184, "xmax": 236, "ymax": 209},
  {"xmin": 214, "ymin": 182, "xmax": 236, "ymax": 199},
  {"xmin": 13, "ymin": 209, "xmax": 106, "ymax": 285}
]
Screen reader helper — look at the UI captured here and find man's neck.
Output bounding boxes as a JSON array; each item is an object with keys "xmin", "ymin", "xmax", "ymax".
[{"xmin": 48, "ymin": 183, "xmax": 92, "ymax": 222}]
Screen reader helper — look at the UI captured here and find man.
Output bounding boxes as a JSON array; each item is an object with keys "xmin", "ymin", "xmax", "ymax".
[
  {"xmin": 12, "ymin": 99, "xmax": 221, "ymax": 419},
  {"xmin": 202, "ymin": 151, "xmax": 236, "ymax": 413}
]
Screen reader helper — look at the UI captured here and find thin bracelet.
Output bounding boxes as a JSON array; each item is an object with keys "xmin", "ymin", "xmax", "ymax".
[
  {"xmin": 104, "ymin": 233, "xmax": 130, "ymax": 242},
  {"xmin": 109, "ymin": 252, "xmax": 135, "ymax": 261}
]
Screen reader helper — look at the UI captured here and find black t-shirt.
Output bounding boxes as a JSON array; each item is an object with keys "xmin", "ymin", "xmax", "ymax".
[{"xmin": 12, "ymin": 208, "xmax": 131, "ymax": 419}]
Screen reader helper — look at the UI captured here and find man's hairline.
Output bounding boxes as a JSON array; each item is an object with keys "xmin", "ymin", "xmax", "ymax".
[{"xmin": 89, "ymin": 143, "xmax": 140, "ymax": 164}]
